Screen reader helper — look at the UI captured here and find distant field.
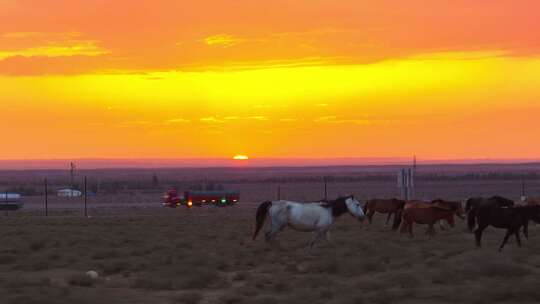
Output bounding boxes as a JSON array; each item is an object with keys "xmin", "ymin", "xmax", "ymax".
[{"xmin": 12, "ymin": 179, "xmax": 540, "ymax": 217}]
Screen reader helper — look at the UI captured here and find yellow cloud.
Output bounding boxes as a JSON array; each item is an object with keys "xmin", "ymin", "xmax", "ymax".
[
  {"xmin": 247, "ymin": 116, "xmax": 268, "ymax": 121},
  {"xmin": 166, "ymin": 118, "xmax": 190, "ymax": 123},
  {"xmin": 0, "ymin": 40, "xmax": 109, "ymax": 60},
  {"xmin": 200, "ymin": 116, "xmax": 225, "ymax": 123},
  {"xmin": 314, "ymin": 116, "xmax": 375, "ymax": 125},
  {"xmin": 203, "ymin": 34, "xmax": 245, "ymax": 47}
]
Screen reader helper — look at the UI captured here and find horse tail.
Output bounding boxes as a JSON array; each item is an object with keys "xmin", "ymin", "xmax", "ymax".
[
  {"xmin": 253, "ymin": 201, "xmax": 272, "ymax": 240},
  {"xmin": 467, "ymin": 206, "xmax": 477, "ymax": 232}
]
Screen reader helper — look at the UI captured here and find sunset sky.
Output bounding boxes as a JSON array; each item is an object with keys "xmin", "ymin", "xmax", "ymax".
[{"xmin": 1, "ymin": 0, "xmax": 539, "ymax": 162}]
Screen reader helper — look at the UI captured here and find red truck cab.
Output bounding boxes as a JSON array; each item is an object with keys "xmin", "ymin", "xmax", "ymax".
[{"xmin": 162, "ymin": 189, "xmax": 239, "ymax": 208}]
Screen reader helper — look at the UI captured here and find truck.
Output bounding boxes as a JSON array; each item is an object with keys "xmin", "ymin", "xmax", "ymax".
[{"xmin": 162, "ymin": 189, "xmax": 240, "ymax": 208}]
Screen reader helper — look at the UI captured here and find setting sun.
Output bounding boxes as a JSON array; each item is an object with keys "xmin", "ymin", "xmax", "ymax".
[{"xmin": 233, "ymin": 155, "xmax": 249, "ymax": 161}]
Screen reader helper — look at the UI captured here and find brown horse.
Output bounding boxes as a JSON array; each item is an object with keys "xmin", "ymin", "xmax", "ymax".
[
  {"xmin": 364, "ymin": 198, "xmax": 406, "ymax": 230},
  {"xmin": 400, "ymin": 200, "xmax": 464, "ymax": 237},
  {"xmin": 524, "ymin": 197, "xmax": 540, "ymax": 206}
]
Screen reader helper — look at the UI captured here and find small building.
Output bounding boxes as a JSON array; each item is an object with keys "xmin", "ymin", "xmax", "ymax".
[{"xmin": 57, "ymin": 189, "xmax": 82, "ymax": 197}]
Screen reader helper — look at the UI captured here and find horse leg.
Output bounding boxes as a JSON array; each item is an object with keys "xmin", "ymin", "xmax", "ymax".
[
  {"xmin": 392, "ymin": 210, "xmax": 403, "ymax": 231},
  {"xmin": 309, "ymin": 230, "xmax": 325, "ymax": 249},
  {"xmin": 523, "ymin": 222, "xmax": 529, "ymax": 239},
  {"xmin": 399, "ymin": 219, "xmax": 408, "ymax": 235},
  {"xmin": 325, "ymin": 230, "xmax": 332, "ymax": 244},
  {"xmin": 474, "ymin": 225, "xmax": 487, "ymax": 248},
  {"xmin": 367, "ymin": 210, "xmax": 375, "ymax": 225},
  {"xmin": 408, "ymin": 222, "xmax": 414, "ymax": 238},
  {"xmin": 265, "ymin": 216, "xmax": 285, "ymax": 242},
  {"xmin": 439, "ymin": 220, "xmax": 446, "ymax": 231},
  {"xmin": 385, "ymin": 213, "xmax": 392, "ymax": 227},
  {"xmin": 499, "ymin": 229, "xmax": 513, "ymax": 252},
  {"xmin": 515, "ymin": 228, "xmax": 522, "ymax": 248},
  {"xmin": 427, "ymin": 224, "xmax": 436, "ymax": 238}
]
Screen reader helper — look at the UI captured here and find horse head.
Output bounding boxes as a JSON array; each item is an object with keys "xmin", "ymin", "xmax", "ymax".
[
  {"xmin": 464, "ymin": 197, "xmax": 478, "ymax": 213},
  {"xmin": 453, "ymin": 201, "xmax": 465, "ymax": 219},
  {"xmin": 432, "ymin": 199, "xmax": 465, "ymax": 219},
  {"xmin": 338, "ymin": 195, "xmax": 365, "ymax": 221}
]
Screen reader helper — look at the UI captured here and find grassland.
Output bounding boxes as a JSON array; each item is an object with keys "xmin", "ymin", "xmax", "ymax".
[
  {"xmin": 1, "ymin": 165, "xmax": 539, "ymax": 303},
  {"xmin": 0, "ymin": 202, "xmax": 539, "ymax": 304}
]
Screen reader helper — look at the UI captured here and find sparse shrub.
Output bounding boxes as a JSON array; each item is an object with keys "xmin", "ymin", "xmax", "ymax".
[
  {"xmin": 459, "ymin": 261, "xmax": 532, "ymax": 279},
  {"xmin": 68, "ymin": 273, "xmax": 95, "ymax": 287},
  {"xmin": 219, "ymin": 294, "xmax": 244, "ymax": 304},
  {"xmin": 178, "ymin": 269, "xmax": 223, "ymax": 289},
  {"xmin": 130, "ymin": 276, "xmax": 174, "ymax": 290},
  {"xmin": 319, "ymin": 289, "xmax": 334, "ymax": 299},
  {"xmin": 381, "ymin": 271, "xmax": 419, "ymax": 289},
  {"xmin": 91, "ymin": 249, "xmax": 120, "ymax": 260},
  {"xmin": 272, "ymin": 281, "xmax": 290, "ymax": 293},
  {"xmin": 29, "ymin": 240, "xmax": 46, "ymax": 251},
  {"xmin": 251, "ymin": 296, "xmax": 279, "ymax": 304},
  {"xmin": 171, "ymin": 291, "xmax": 203, "ymax": 304},
  {"xmin": 348, "ymin": 296, "xmax": 365, "ymax": 304},
  {"xmin": 30, "ymin": 260, "xmax": 51, "ymax": 271},
  {"xmin": 232, "ymin": 271, "xmax": 250, "ymax": 281},
  {"xmin": 101, "ymin": 260, "xmax": 131, "ymax": 274},
  {"xmin": 0, "ymin": 254, "xmax": 18, "ymax": 265}
]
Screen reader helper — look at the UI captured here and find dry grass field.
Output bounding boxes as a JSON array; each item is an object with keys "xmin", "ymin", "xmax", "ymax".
[
  {"xmin": 1, "ymin": 200, "xmax": 539, "ymax": 304},
  {"xmin": 1, "ymin": 166, "xmax": 539, "ymax": 304}
]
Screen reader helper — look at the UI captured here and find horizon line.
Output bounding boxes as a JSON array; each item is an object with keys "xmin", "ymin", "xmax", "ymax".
[{"xmin": 0, "ymin": 157, "xmax": 539, "ymax": 170}]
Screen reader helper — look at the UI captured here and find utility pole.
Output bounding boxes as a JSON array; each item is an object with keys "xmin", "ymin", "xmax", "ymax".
[{"xmin": 70, "ymin": 162, "xmax": 76, "ymax": 197}]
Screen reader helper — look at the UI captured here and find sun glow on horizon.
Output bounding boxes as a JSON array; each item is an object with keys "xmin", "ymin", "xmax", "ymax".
[{"xmin": 233, "ymin": 155, "xmax": 249, "ymax": 160}]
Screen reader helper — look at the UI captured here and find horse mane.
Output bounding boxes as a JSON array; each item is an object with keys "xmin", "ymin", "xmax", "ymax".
[
  {"xmin": 431, "ymin": 199, "xmax": 461, "ymax": 211},
  {"xmin": 490, "ymin": 196, "xmax": 515, "ymax": 206},
  {"xmin": 322, "ymin": 196, "xmax": 351, "ymax": 217}
]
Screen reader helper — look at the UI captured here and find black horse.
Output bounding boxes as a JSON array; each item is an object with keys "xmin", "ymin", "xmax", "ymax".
[
  {"xmin": 466, "ymin": 196, "xmax": 515, "ymax": 231},
  {"xmin": 474, "ymin": 205, "xmax": 540, "ymax": 251}
]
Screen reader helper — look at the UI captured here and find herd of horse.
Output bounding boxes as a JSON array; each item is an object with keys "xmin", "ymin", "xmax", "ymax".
[{"xmin": 253, "ymin": 195, "xmax": 540, "ymax": 251}]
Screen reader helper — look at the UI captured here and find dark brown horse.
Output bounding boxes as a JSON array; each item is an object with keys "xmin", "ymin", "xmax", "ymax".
[
  {"xmin": 400, "ymin": 200, "xmax": 464, "ymax": 237},
  {"xmin": 364, "ymin": 198, "xmax": 406, "ymax": 230},
  {"xmin": 466, "ymin": 196, "xmax": 515, "ymax": 232},
  {"xmin": 474, "ymin": 205, "xmax": 540, "ymax": 251}
]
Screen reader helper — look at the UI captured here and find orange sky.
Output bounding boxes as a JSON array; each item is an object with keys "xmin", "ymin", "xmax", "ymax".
[{"xmin": 1, "ymin": 0, "xmax": 539, "ymax": 161}]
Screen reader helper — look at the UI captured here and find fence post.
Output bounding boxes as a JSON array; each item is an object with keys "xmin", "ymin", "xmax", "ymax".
[
  {"xmin": 521, "ymin": 179, "xmax": 526, "ymax": 202},
  {"xmin": 45, "ymin": 178, "xmax": 48, "ymax": 217},
  {"xmin": 84, "ymin": 176, "xmax": 88, "ymax": 217},
  {"xmin": 4, "ymin": 190, "xmax": 8, "ymax": 217},
  {"xmin": 324, "ymin": 176, "xmax": 328, "ymax": 200}
]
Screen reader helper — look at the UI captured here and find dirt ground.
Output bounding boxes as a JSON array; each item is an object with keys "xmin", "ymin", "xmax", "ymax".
[{"xmin": 1, "ymin": 194, "xmax": 539, "ymax": 304}]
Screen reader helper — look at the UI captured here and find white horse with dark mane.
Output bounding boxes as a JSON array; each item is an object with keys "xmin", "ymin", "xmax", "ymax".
[{"xmin": 252, "ymin": 196, "xmax": 365, "ymax": 248}]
